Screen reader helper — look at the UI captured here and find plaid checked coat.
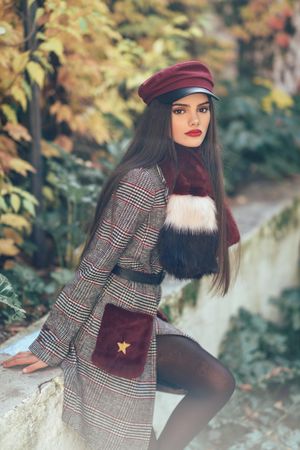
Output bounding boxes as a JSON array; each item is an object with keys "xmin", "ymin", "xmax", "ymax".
[{"xmin": 28, "ymin": 164, "xmax": 201, "ymax": 450}]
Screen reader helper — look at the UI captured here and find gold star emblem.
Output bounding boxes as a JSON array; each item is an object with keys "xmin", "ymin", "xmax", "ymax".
[{"xmin": 117, "ymin": 341, "xmax": 131, "ymax": 355}]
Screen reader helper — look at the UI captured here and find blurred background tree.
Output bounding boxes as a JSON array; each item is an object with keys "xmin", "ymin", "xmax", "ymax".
[{"xmin": 0, "ymin": 0, "xmax": 299, "ymax": 327}]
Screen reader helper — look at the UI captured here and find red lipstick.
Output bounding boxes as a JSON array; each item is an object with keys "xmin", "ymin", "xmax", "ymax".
[{"xmin": 185, "ymin": 129, "xmax": 202, "ymax": 137}]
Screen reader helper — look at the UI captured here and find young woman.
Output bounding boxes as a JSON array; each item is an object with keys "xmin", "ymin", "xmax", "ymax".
[{"xmin": 1, "ymin": 61, "xmax": 241, "ymax": 450}]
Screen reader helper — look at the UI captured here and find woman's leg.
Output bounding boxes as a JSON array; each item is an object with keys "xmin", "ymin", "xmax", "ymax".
[{"xmin": 155, "ymin": 334, "xmax": 236, "ymax": 450}]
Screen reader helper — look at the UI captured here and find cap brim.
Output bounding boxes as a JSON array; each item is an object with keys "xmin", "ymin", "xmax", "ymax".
[{"xmin": 157, "ymin": 87, "xmax": 220, "ymax": 103}]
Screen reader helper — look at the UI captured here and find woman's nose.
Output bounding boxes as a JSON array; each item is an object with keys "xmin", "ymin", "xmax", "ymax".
[{"xmin": 189, "ymin": 114, "xmax": 200, "ymax": 126}]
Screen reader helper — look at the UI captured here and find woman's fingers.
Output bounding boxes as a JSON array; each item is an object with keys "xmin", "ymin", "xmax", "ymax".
[
  {"xmin": 22, "ymin": 360, "xmax": 48, "ymax": 374},
  {"xmin": 1, "ymin": 351, "xmax": 35, "ymax": 366},
  {"xmin": 1, "ymin": 351, "xmax": 48, "ymax": 373},
  {"xmin": 1, "ymin": 351, "xmax": 31, "ymax": 364}
]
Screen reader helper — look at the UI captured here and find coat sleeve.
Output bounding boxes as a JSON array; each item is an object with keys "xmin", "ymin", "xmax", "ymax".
[{"xmin": 28, "ymin": 168, "xmax": 156, "ymax": 367}]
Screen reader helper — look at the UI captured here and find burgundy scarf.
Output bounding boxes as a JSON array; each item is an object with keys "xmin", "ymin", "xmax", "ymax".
[{"xmin": 157, "ymin": 142, "xmax": 240, "ymax": 280}]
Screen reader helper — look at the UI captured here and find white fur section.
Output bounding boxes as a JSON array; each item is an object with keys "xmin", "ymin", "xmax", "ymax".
[{"xmin": 164, "ymin": 194, "xmax": 218, "ymax": 232}]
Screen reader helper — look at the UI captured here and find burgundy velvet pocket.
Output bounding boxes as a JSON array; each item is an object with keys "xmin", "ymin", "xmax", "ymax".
[{"xmin": 91, "ymin": 303, "xmax": 154, "ymax": 379}]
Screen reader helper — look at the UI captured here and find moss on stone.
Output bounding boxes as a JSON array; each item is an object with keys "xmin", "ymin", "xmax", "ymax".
[
  {"xmin": 270, "ymin": 199, "xmax": 300, "ymax": 240},
  {"xmin": 178, "ymin": 280, "xmax": 199, "ymax": 314}
]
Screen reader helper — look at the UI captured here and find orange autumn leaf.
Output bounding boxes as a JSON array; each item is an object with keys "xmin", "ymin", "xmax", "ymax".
[
  {"xmin": 2, "ymin": 226, "xmax": 24, "ymax": 245},
  {"xmin": 275, "ymin": 32, "xmax": 290, "ymax": 48},
  {"xmin": 8, "ymin": 158, "xmax": 36, "ymax": 176},
  {"xmin": 54, "ymin": 135, "xmax": 73, "ymax": 152},
  {"xmin": 3, "ymin": 123, "xmax": 31, "ymax": 142},
  {"xmin": 3, "ymin": 259, "xmax": 16, "ymax": 270},
  {"xmin": 0, "ymin": 238, "xmax": 20, "ymax": 256},
  {"xmin": 238, "ymin": 383, "xmax": 253, "ymax": 392},
  {"xmin": 0, "ymin": 136, "xmax": 17, "ymax": 155},
  {"xmin": 267, "ymin": 16, "xmax": 285, "ymax": 31}
]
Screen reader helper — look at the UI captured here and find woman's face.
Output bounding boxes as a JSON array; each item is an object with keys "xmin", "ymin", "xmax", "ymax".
[{"xmin": 171, "ymin": 93, "xmax": 211, "ymax": 147}]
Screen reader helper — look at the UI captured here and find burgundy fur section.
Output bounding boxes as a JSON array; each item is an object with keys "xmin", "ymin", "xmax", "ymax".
[
  {"xmin": 157, "ymin": 225, "xmax": 219, "ymax": 279},
  {"xmin": 91, "ymin": 303, "xmax": 153, "ymax": 379},
  {"xmin": 159, "ymin": 144, "xmax": 212, "ymax": 197}
]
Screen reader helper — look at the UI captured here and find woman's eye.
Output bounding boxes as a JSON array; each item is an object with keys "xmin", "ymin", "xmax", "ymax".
[
  {"xmin": 198, "ymin": 107, "xmax": 209, "ymax": 113},
  {"xmin": 173, "ymin": 107, "xmax": 210, "ymax": 114}
]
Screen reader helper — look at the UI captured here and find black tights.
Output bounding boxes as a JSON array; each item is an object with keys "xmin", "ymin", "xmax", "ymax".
[{"xmin": 148, "ymin": 335, "xmax": 236, "ymax": 450}]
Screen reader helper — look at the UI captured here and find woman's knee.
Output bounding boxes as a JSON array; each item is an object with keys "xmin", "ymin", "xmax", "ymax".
[
  {"xmin": 199, "ymin": 361, "xmax": 236, "ymax": 400},
  {"xmin": 215, "ymin": 364, "xmax": 236, "ymax": 399},
  {"xmin": 188, "ymin": 351, "xmax": 236, "ymax": 401},
  {"xmin": 156, "ymin": 335, "xmax": 236, "ymax": 400}
]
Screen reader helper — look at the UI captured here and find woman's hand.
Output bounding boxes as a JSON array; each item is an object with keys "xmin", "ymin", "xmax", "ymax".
[{"xmin": 1, "ymin": 351, "xmax": 49, "ymax": 373}]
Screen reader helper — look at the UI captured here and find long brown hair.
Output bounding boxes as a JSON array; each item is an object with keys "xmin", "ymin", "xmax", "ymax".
[{"xmin": 78, "ymin": 97, "xmax": 240, "ymax": 296}]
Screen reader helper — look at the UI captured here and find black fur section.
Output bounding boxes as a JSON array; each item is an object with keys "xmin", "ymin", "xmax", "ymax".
[{"xmin": 157, "ymin": 226, "xmax": 219, "ymax": 279}]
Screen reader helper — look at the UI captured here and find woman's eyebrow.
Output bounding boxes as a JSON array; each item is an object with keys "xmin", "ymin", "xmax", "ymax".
[{"xmin": 172, "ymin": 101, "xmax": 210, "ymax": 107}]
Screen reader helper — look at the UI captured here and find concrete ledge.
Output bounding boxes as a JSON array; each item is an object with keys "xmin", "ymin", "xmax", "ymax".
[{"xmin": 1, "ymin": 177, "xmax": 300, "ymax": 449}]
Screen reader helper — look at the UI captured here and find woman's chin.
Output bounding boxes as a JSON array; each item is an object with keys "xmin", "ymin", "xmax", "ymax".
[{"xmin": 176, "ymin": 137, "xmax": 203, "ymax": 147}]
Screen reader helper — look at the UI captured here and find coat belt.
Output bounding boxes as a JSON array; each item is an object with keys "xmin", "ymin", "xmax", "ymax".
[{"xmin": 112, "ymin": 264, "xmax": 165, "ymax": 285}]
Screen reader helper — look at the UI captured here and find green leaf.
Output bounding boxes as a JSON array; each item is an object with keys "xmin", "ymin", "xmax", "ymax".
[
  {"xmin": 21, "ymin": 79, "xmax": 32, "ymax": 100},
  {"xmin": 0, "ymin": 197, "xmax": 8, "ymax": 212},
  {"xmin": 79, "ymin": 17, "xmax": 88, "ymax": 33},
  {"xmin": 0, "ymin": 273, "xmax": 26, "ymax": 316},
  {"xmin": 10, "ymin": 193, "xmax": 21, "ymax": 213},
  {"xmin": 35, "ymin": 7, "xmax": 44, "ymax": 22},
  {"xmin": 11, "ymin": 187, "xmax": 39, "ymax": 205},
  {"xmin": 23, "ymin": 198, "xmax": 36, "ymax": 216}
]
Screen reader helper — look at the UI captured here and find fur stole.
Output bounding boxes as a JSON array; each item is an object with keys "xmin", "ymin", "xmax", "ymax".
[{"xmin": 157, "ymin": 142, "xmax": 240, "ymax": 280}]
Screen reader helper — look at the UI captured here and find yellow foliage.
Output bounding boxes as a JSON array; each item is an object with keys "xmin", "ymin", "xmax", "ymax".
[
  {"xmin": 26, "ymin": 61, "xmax": 45, "ymax": 88},
  {"xmin": 0, "ymin": 238, "xmax": 20, "ymax": 256},
  {"xmin": 10, "ymin": 193, "xmax": 21, "ymax": 213},
  {"xmin": 253, "ymin": 77, "xmax": 273, "ymax": 89},
  {"xmin": 42, "ymin": 186, "xmax": 55, "ymax": 202},
  {"xmin": 0, "ymin": 181, "xmax": 12, "ymax": 196},
  {"xmin": 0, "ymin": 196, "xmax": 8, "ymax": 212},
  {"xmin": 39, "ymin": 37, "xmax": 65, "ymax": 62},
  {"xmin": 9, "ymin": 158, "xmax": 36, "ymax": 176},
  {"xmin": 11, "ymin": 85, "xmax": 28, "ymax": 110},
  {"xmin": 11, "ymin": 186, "xmax": 39, "ymax": 206},
  {"xmin": 1, "ymin": 104, "xmax": 17, "ymax": 124},
  {"xmin": 28, "ymin": 0, "xmax": 216, "ymax": 144},
  {"xmin": 262, "ymin": 88, "xmax": 294, "ymax": 113},
  {"xmin": 41, "ymin": 139, "xmax": 61, "ymax": 157},
  {"xmin": 79, "ymin": 110, "xmax": 111, "ymax": 144},
  {"xmin": 12, "ymin": 51, "xmax": 30, "ymax": 73},
  {"xmin": 0, "ymin": 213, "xmax": 31, "ymax": 233},
  {"xmin": 253, "ymin": 77, "xmax": 294, "ymax": 112},
  {"xmin": 230, "ymin": 0, "xmax": 294, "ymax": 43},
  {"xmin": 50, "ymin": 102, "xmax": 73, "ymax": 123}
]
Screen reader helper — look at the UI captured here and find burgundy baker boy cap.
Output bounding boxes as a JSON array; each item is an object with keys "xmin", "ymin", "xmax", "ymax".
[{"xmin": 138, "ymin": 60, "xmax": 220, "ymax": 105}]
